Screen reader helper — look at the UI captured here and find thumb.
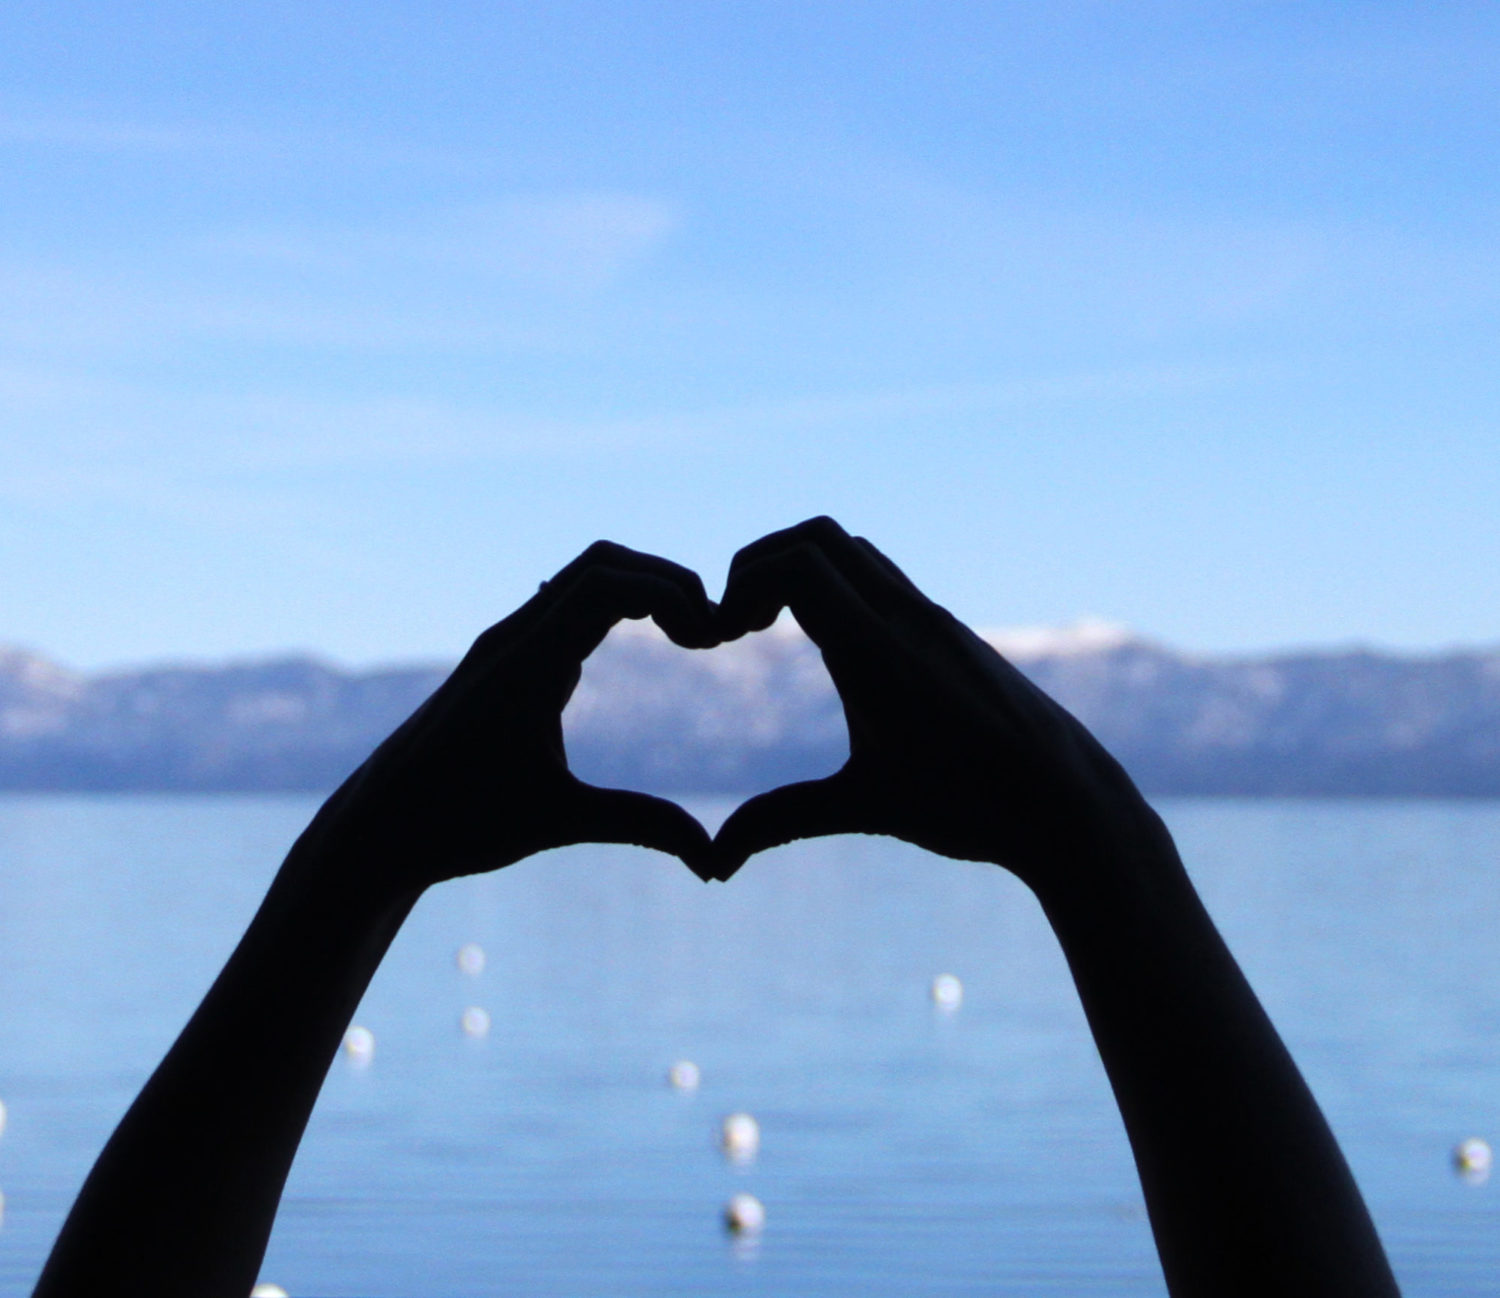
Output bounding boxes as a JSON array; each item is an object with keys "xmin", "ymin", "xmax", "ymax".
[
  {"xmin": 565, "ymin": 782, "xmax": 718, "ymax": 881},
  {"xmin": 711, "ymin": 770, "xmax": 864, "ymax": 881}
]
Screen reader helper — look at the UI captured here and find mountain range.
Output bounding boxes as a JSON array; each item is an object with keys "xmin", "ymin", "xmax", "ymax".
[{"xmin": 4, "ymin": 622, "xmax": 1500, "ymax": 796}]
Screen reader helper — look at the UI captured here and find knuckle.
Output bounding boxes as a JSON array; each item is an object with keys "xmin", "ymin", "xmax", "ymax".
[
  {"xmin": 581, "ymin": 539, "xmax": 626, "ymax": 564},
  {"xmin": 470, "ymin": 623, "xmax": 508, "ymax": 655},
  {"xmin": 673, "ymin": 566, "xmax": 709, "ymax": 598},
  {"xmin": 799, "ymin": 515, "xmax": 846, "ymax": 543},
  {"xmin": 727, "ymin": 538, "xmax": 765, "ymax": 574}
]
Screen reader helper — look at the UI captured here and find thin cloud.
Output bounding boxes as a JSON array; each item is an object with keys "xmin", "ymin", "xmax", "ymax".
[
  {"xmin": 0, "ymin": 191, "xmax": 682, "ymax": 359},
  {"xmin": 200, "ymin": 194, "xmax": 682, "ymax": 292},
  {"xmin": 0, "ymin": 114, "xmax": 214, "ymax": 152},
  {"xmin": 0, "ymin": 358, "xmax": 1258, "ymax": 493},
  {"xmin": 0, "ymin": 109, "xmax": 509, "ymax": 175},
  {"xmin": 0, "ymin": 258, "xmax": 598, "ymax": 355}
]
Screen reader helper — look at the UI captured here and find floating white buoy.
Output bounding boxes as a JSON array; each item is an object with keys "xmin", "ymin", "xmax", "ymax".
[
  {"xmin": 456, "ymin": 943, "xmax": 486, "ymax": 978},
  {"xmin": 724, "ymin": 1192, "xmax": 765, "ymax": 1235},
  {"xmin": 343, "ymin": 1025, "xmax": 375, "ymax": 1067},
  {"xmin": 0, "ymin": 1097, "xmax": 7, "ymax": 1138},
  {"xmin": 931, "ymin": 973, "xmax": 963, "ymax": 1011},
  {"xmin": 250, "ymin": 1285, "xmax": 289, "ymax": 1298},
  {"xmin": 461, "ymin": 1006, "xmax": 491, "ymax": 1038},
  {"xmin": 721, "ymin": 1112, "xmax": 760, "ymax": 1161},
  {"xmin": 1454, "ymin": 1136, "xmax": 1493, "ymax": 1184},
  {"xmin": 668, "ymin": 1060, "xmax": 701, "ymax": 1091}
]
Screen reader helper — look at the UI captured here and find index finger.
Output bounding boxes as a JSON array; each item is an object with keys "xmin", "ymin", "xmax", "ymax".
[
  {"xmin": 716, "ymin": 537, "xmax": 885, "ymax": 678},
  {"xmin": 531, "ymin": 558, "xmax": 719, "ymax": 665},
  {"xmin": 467, "ymin": 541, "xmax": 718, "ymax": 673},
  {"xmin": 720, "ymin": 517, "xmax": 923, "ymax": 637}
]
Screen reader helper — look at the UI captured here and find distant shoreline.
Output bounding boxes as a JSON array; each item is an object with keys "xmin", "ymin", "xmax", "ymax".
[{"xmin": 7, "ymin": 629, "xmax": 1500, "ymax": 797}]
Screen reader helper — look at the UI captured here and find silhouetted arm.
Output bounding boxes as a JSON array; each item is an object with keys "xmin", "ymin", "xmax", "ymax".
[
  {"xmin": 34, "ymin": 543, "xmax": 719, "ymax": 1298},
  {"xmin": 712, "ymin": 517, "xmax": 1400, "ymax": 1298}
]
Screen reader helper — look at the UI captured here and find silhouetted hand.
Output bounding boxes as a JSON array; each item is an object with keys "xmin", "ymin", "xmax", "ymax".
[
  {"xmin": 36, "ymin": 526, "xmax": 1400, "ymax": 1298},
  {"xmin": 711, "ymin": 519, "xmax": 1402, "ymax": 1298},
  {"xmin": 34, "ymin": 541, "xmax": 725, "ymax": 1298},
  {"xmin": 308, "ymin": 541, "xmax": 721, "ymax": 895},
  {"xmin": 712, "ymin": 517, "xmax": 1171, "ymax": 895}
]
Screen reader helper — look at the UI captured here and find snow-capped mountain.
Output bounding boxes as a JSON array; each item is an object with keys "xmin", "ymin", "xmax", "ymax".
[{"xmin": 4, "ymin": 624, "xmax": 1500, "ymax": 795}]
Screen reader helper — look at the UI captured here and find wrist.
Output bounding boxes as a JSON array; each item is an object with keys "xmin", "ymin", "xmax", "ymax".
[
  {"xmin": 278, "ymin": 799, "xmax": 428, "ymax": 922},
  {"xmin": 1026, "ymin": 800, "xmax": 1192, "ymax": 936}
]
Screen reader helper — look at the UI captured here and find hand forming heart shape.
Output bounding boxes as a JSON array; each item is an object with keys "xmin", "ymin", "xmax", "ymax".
[
  {"xmin": 545, "ymin": 516, "xmax": 1173, "ymax": 901},
  {"xmin": 35, "ymin": 516, "xmax": 1403, "ymax": 1298},
  {"xmin": 315, "ymin": 515, "xmax": 1168, "ymax": 912}
]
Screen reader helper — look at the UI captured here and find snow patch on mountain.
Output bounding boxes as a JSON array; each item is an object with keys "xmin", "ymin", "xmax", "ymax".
[{"xmin": 981, "ymin": 620, "xmax": 1137, "ymax": 661}]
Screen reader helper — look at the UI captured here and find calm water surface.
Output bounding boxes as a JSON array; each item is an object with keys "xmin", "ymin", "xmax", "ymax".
[{"xmin": 0, "ymin": 796, "xmax": 1496, "ymax": 1296}]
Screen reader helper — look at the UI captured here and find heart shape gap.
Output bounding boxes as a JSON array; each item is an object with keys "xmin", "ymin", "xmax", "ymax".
[{"xmin": 562, "ymin": 618, "xmax": 850, "ymax": 825}]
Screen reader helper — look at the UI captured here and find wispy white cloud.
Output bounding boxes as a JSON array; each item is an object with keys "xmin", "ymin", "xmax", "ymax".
[
  {"xmin": 0, "ymin": 261, "xmax": 622, "ymax": 359},
  {"xmin": 0, "ymin": 109, "xmax": 502, "ymax": 175},
  {"xmin": 199, "ymin": 194, "xmax": 681, "ymax": 292},
  {"xmin": 0, "ymin": 356, "xmax": 1255, "ymax": 510},
  {"xmin": 0, "ymin": 114, "xmax": 220, "ymax": 152},
  {"xmin": 0, "ymin": 189, "xmax": 682, "ymax": 364},
  {"xmin": 0, "ymin": 366, "xmax": 671, "ymax": 502}
]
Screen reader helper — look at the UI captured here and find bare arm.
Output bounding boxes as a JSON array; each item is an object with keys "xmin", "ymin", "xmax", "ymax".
[
  {"xmin": 711, "ymin": 517, "xmax": 1400, "ymax": 1298},
  {"xmin": 34, "ymin": 543, "xmax": 719, "ymax": 1298}
]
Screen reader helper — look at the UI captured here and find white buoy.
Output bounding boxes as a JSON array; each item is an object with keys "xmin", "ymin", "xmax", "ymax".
[
  {"xmin": 456, "ymin": 943, "xmax": 486, "ymax": 977},
  {"xmin": 668, "ymin": 1060, "xmax": 701, "ymax": 1091},
  {"xmin": 0, "ymin": 1097, "xmax": 7, "ymax": 1138},
  {"xmin": 931, "ymin": 973, "xmax": 963, "ymax": 1011},
  {"xmin": 721, "ymin": 1112, "xmax": 760, "ymax": 1161},
  {"xmin": 250, "ymin": 1286, "xmax": 289, "ymax": 1298},
  {"xmin": 343, "ymin": 1025, "xmax": 375, "ymax": 1067},
  {"xmin": 724, "ymin": 1192, "xmax": 765, "ymax": 1234},
  {"xmin": 461, "ymin": 1006, "xmax": 491, "ymax": 1038},
  {"xmin": 1454, "ymin": 1136, "xmax": 1493, "ymax": 1184}
]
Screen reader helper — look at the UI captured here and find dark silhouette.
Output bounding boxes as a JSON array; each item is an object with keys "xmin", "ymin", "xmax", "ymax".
[
  {"xmin": 711, "ymin": 519, "xmax": 1401, "ymax": 1297},
  {"xmin": 33, "ymin": 520, "xmax": 1400, "ymax": 1298}
]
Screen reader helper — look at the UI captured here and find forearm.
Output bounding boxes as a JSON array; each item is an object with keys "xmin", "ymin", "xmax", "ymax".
[
  {"xmin": 34, "ymin": 831, "xmax": 418, "ymax": 1298},
  {"xmin": 1034, "ymin": 839, "xmax": 1399, "ymax": 1298},
  {"xmin": 29, "ymin": 546, "xmax": 714, "ymax": 1298}
]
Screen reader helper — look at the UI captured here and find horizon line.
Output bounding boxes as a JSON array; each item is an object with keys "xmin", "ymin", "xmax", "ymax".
[{"xmin": 8, "ymin": 620, "xmax": 1500, "ymax": 678}]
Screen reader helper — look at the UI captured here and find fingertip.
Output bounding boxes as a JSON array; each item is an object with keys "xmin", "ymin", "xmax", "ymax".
[
  {"xmin": 680, "ymin": 840, "xmax": 721, "ymax": 882},
  {"xmin": 695, "ymin": 836, "xmax": 747, "ymax": 882},
  {"xmin": 712, "ymin": 851, "xmax": 749, "ymax": 882},
  {"xmin": 714, "ymin": 592, "xmax": 783, "ymax": 641},
  {"xmin": 655, "ymin": 598, "xmax": 722, "ymax": 650}
]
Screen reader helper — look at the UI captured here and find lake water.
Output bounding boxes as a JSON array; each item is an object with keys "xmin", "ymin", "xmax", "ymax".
[{"xmin": 0, "ymin": 795, "xmax": 1496, "ymax": 1296}]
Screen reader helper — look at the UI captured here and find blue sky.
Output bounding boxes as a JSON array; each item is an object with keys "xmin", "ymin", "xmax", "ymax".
[{"xmin": 2, "ymin": 2, "xmax": 1498, "ymax": 667}]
